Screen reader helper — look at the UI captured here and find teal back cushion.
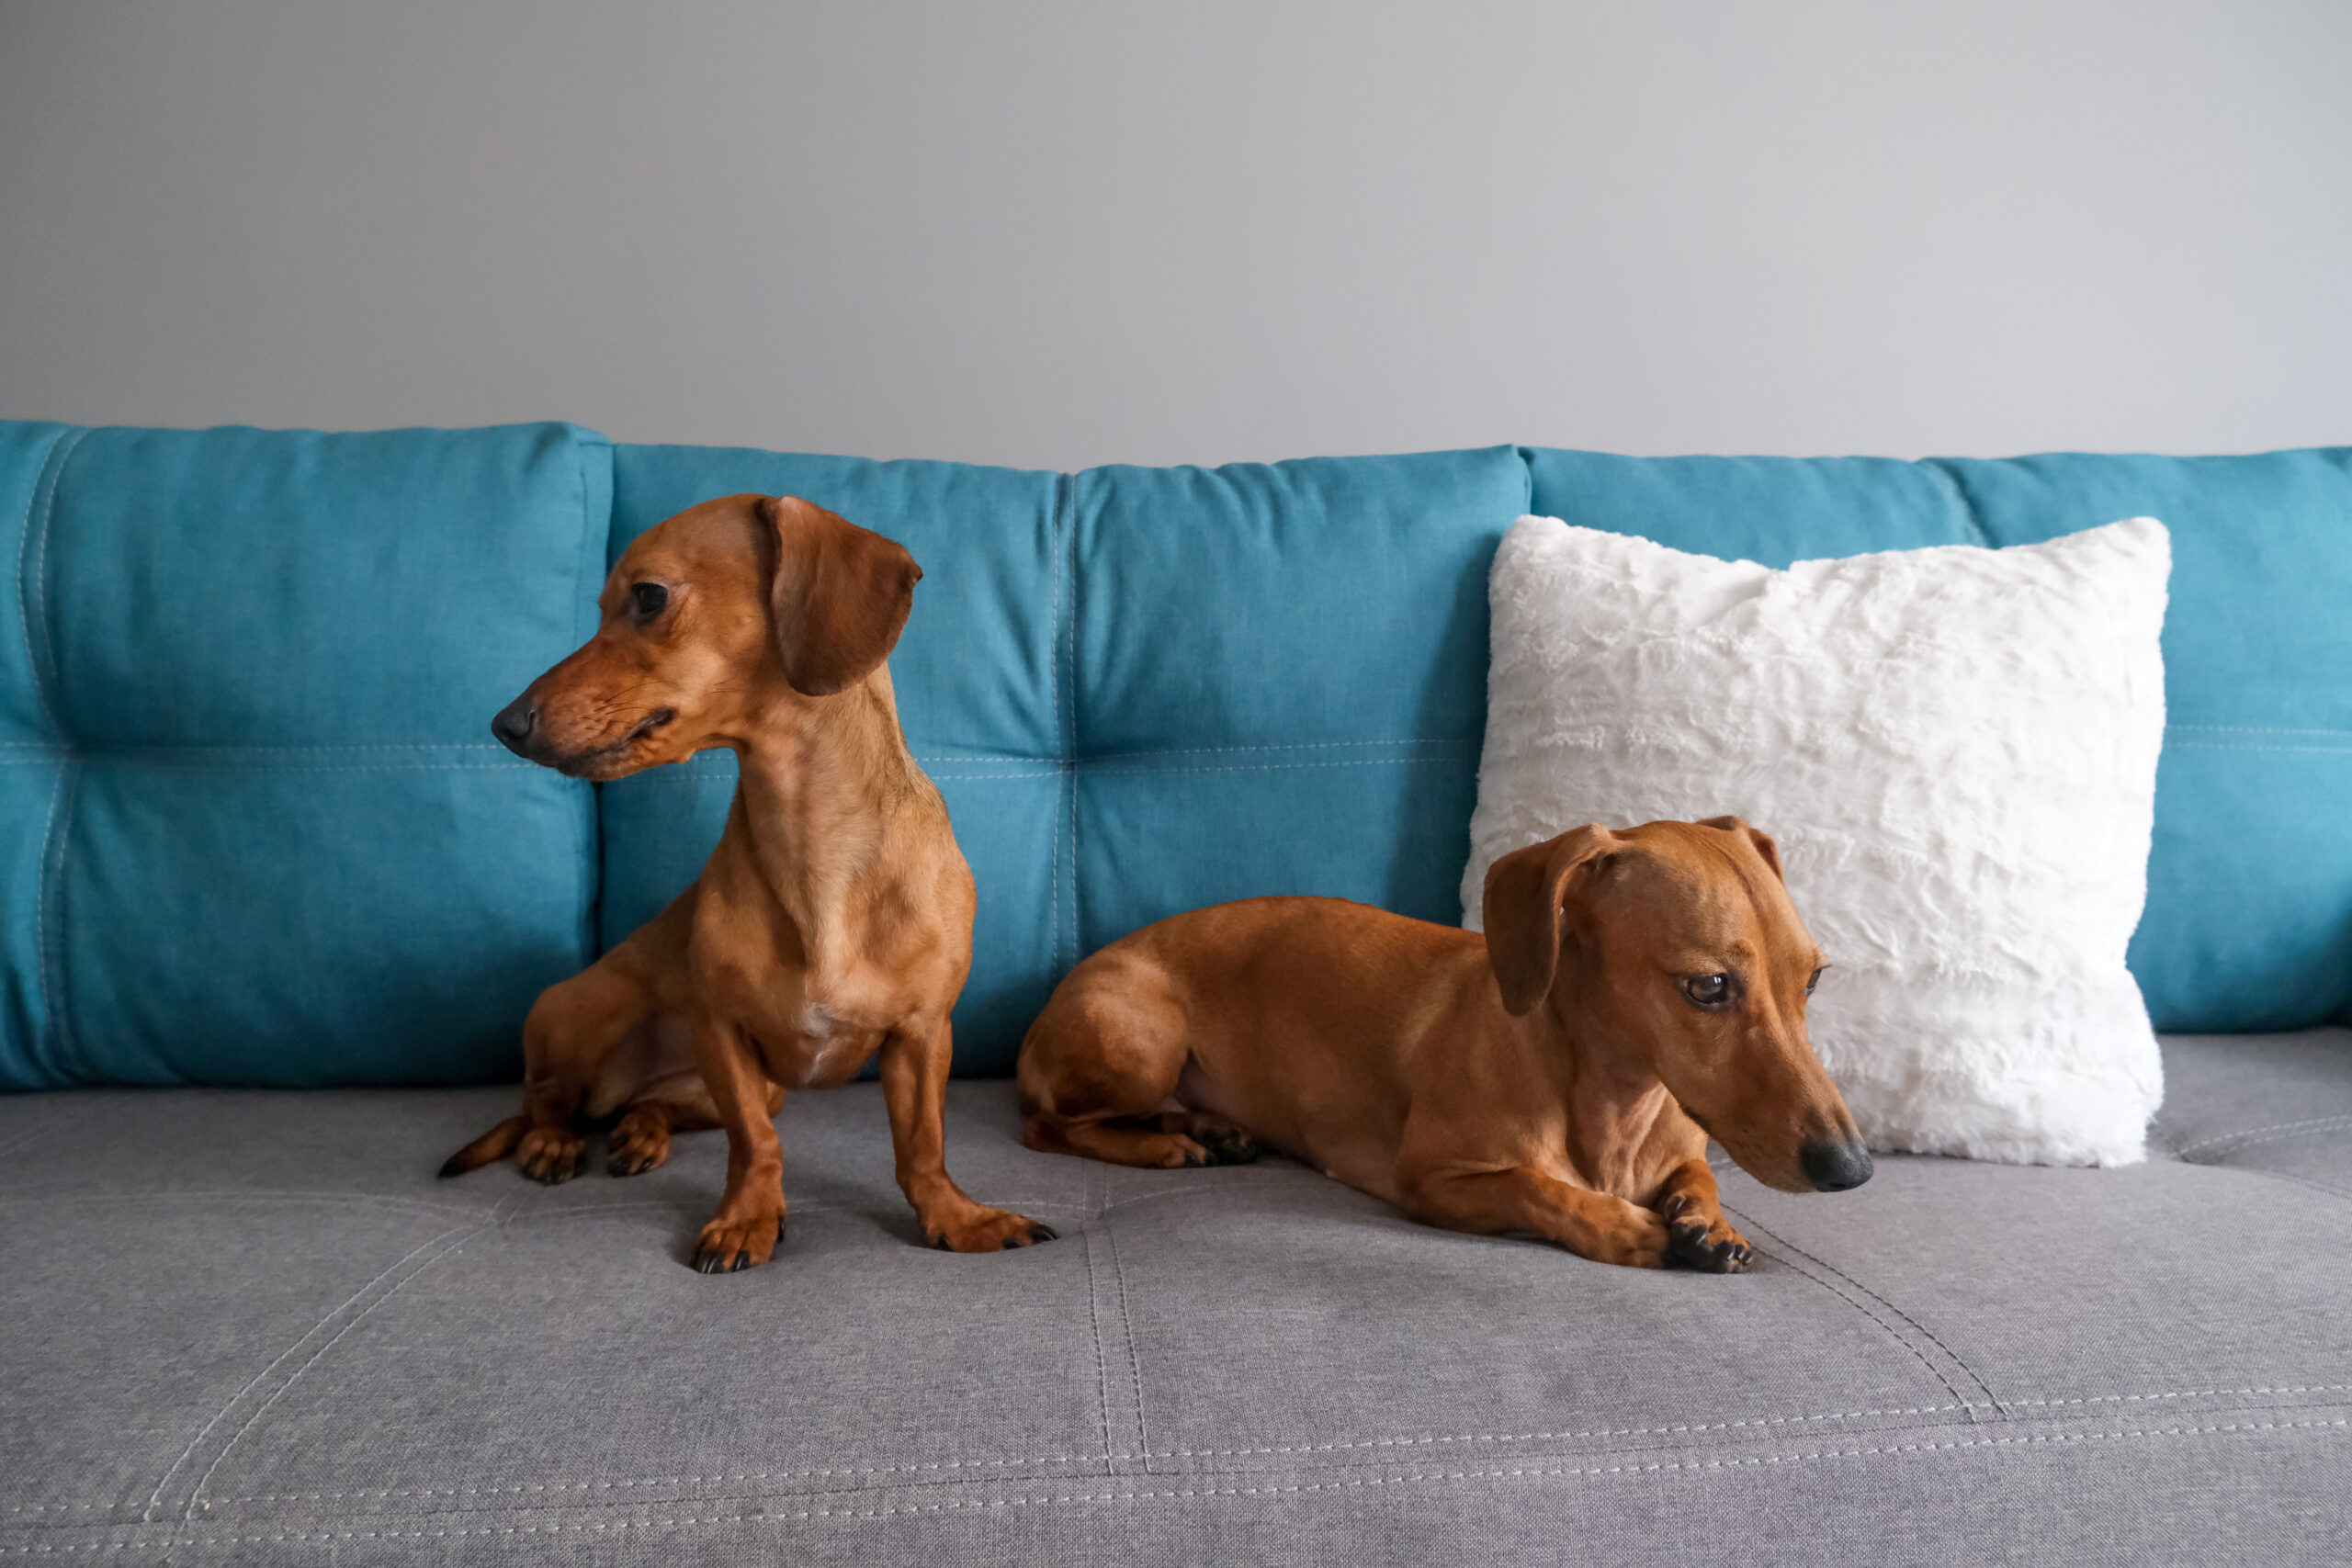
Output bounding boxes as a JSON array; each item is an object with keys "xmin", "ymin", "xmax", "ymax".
[
  {"xmin": 3, "ymin": 426, "xmax": 2335, "ymax": 1088},
  {"xmin": 1526, "ymin": 446, "xmax": 2352, "ymax": 1032},
  {"xmin": 605, "ymin": 446, "xmax": 1531, "ymax": 1073},
  {"xmin": 0, "ymin": 422, "xmax": 608, "ymax": 1088},
  {"xmin": 1069, "ymin": 451, "xmax": 1530, "ymax": 1003}
]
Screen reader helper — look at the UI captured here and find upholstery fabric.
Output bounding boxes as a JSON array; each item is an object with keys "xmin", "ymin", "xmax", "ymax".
[
  {"xmin": 0, "ymin": 422, "xmax": 609, "ymax": 1089},
  {"xmin": 2, "ymin": 1033, "xmax": 2345, "ymax": 1565},
  {"xmin": 603, "ymin": 446, "xmax": 1530, "ymax": 1074},
  {"xmin": 1464, "ymin": 515, "xmax": 2171, "ymax": 1166},
  {"xmin": 1524, "ymin": 446, "xmax": 2352, "ymax": 1033}
]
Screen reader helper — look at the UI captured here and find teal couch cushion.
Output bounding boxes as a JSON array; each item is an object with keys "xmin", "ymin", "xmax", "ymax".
[
  {"xmin": 1527, "ymin": 446, "xmax": 2352, "ymax": 1032},
  {"xmin": 603, "ymin": 446, "xmax": 1531, "ymax": 1074},
  {"xmin": 0, "ymin": 422, "xmax": 608, "ymax": 1089},
  {"xmin": 1071, "ymin": 450, "xmax": 1530, "ymax": 985},
  {"xmin": 605, "ymin": 447, "xmax": 1065, "ymax": 1073}
]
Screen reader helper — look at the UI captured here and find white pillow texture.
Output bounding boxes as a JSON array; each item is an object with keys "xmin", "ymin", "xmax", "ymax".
[{"xmin": 1461, "ymin": 514, "xmax": 2172, "ymax": 1168}]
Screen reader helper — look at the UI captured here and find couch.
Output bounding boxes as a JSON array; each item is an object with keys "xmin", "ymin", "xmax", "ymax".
[{"xmin": 2, "ymin": 423, "xmax": 2346, "ymax": 1564}]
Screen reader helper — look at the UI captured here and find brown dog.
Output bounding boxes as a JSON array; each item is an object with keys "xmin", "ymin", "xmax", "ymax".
[
  {"xmin": 441, "ymin": 493, "xmax": 1054, "ymax": 1271},
  {"xmin": 1019, "ymin": 818, "xmax": 1869, "ymax": 1270}
]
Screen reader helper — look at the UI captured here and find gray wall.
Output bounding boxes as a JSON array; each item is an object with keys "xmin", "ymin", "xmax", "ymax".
[{"xmin": 3, "ymin": 0, "xmax": 2346, "ymax": 469}]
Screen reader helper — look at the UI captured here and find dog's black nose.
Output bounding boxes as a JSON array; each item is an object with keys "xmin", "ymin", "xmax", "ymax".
[
  {"xmin": 491, "ymin": 699, "xmax": 538, "ymax": 755},
  {"xmin": 1801, "ymin": 1138, "xmax": 1874, "ymax": 1192}
]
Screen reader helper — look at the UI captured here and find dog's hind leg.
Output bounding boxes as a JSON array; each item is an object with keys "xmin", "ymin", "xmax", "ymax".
[
  {"xmin": 1019, "ymin": 956, "xmax": 1223, "ymax": 1169},
  {"xmin": 608, "ymin": 1077, "xmax": 784, "ymax": 1178},
  {"xmin": 1148, "ymin": 1110, "xmax": 1261, "ymax": 1166},
  {"xmin": 501, "ymin": 957, "xmax": 655, "ymax": 1184}
]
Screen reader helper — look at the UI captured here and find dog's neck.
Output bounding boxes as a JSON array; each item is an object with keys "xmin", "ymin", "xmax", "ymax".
[
  {"xmin": 1529, "ymin": 998, "xmax": 1680, "ymax": 1193},
  {"xmin": 726, "ymin": 667, "xmax": 929, "ymax": 957}
]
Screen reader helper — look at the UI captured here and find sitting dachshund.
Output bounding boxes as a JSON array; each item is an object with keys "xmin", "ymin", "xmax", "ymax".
[
  {"xmin": 442, "ymin": 494, "xmax": 1054, "ymax": 1271},
  {"xmin": 1018, "ymin": 818, "xmax": 1870, "ymax": 1270}
]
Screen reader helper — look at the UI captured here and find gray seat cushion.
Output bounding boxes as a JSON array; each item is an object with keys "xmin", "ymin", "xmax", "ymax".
[{"xmin": 4, "ymin": 1034, "xmax": 2348, "ymax": 1565}]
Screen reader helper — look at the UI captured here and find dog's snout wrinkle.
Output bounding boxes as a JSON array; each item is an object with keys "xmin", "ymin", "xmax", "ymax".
[
  {"xmin": 491, "ymin": 699, "xmax": 537, "ymax": 755},
  {"xmin": 1800, "ymin": 1138, "xmax": 1873, "ymax": 1192}
]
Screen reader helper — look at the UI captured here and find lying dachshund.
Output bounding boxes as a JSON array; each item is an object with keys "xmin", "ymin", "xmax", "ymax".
[
  {"xmin": 442, "ymin": 493, "xmax": 1053, "ymax": 1271},
  {"xmin": 1019, "ymin": 818, "xmax": 1870, "ymax": 1270}
]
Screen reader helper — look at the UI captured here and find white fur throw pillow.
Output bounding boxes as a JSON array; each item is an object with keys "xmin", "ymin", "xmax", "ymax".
[{"xmin": 1462, "ymin": 515, "xmax": 2172, "ymax": 1167}]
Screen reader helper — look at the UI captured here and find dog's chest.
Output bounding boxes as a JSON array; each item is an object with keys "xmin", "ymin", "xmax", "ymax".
[{"xmin": 745, "ymin": 994, "xmax": 883, "ymax": 1089}]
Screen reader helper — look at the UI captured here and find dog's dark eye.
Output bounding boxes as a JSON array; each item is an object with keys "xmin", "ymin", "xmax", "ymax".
[
  {"xmin": 1806, "ymin": 967, "xmax": 1826, "ymax": 997},
  {"xmin": 629, "ymin": 581, "xmax": 669, "ymax": 619},
  {"xmin": 1680, "ymin": 973, "xmax": 1735, "ymax": 1010}
]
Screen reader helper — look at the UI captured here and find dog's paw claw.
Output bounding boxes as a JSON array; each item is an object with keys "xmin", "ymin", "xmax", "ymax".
[
  {"xmin": 515, "ymin": 1130, "xmax": 586, "ymax": 1185},
  {"xmin": 924, "ymin": 1207, "xmax": 1056, "ymax": 1252},
  {"xmin": 1665, "ymin": 1216, "xmax": 1754, "ymax": 1273},
  {"xmin": 1198, "ymin": 1132, "xmax": 1261, "ymax": 1166},
  {"xmin": 692, "ymin": 1213, "xmax": 782, "ymax": 1274}
]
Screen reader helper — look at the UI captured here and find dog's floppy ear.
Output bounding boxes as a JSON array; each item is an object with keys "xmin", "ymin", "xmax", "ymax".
[
  {"xmin": 762, "ymin": 496, "xmax": 922, "ymax": 696},
  {"xmin": 1699, "ymin": 813, "xmax": 1783, "ymax": 882},
  {"xmin": 1484, "ymin": 824, "xmax": 1618, "ymax": 1017}
]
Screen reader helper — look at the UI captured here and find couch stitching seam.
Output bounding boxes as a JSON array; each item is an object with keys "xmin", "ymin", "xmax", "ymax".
[
  {"xmin": 567, "ymin": 432, "xmax": 603, "ymax": 967},
  {"xmin": 1105, "ymin": 1211, "xmax": 1149, "ymax": 1473},
  {"xmin": 19, "ymin": 429, "xmax": 86, "ymax": 1089},
  {"xmin": 28, "ymin": 1386, "xmax": 2345, "ymax": 1512},
  {"xmin": 902, "ymin": 739, "xmax": 1471, "ymax": 767},
  {"xmin": 1063, "ymin": 473, "xmax": 1080, "ymax": 972},
  {"xmin": 1729, "ymin": 1202, "xmax": 2003, "ymax": 1413},
  {"xmin": 25, "ymin": 1420, "xmax": 2344, "ymax": 1541},
  {"xmin": 1073, "ymin": 739, "xmax": 1468, "ymax": 761},
  {"xmin": 1080, "ymin": 757, "xmax": 1467, "ymax": 779},
  {"xmin": 2196, "ymin": 1165, "xmax": 2352, "ymax": 1205},
  {"xmin": 0, "ymin": 761, "xmax": 552, "ymax": 775},
  {"xmin": 2161, "ymin": 741, "xmax": 2352, "ymax": 756},
  {"xmin": 169, "ymin": 1224, "xmax": 487, "ymax": 1544},
  {"xmin": 2175, "ymin": 1113, "xmax": 2352, "ymax": 1157},
  {"xmin": 1755, "ymin": 1212, "xmax": 2003, "ymax": 1415},
  {"xmin": 1046, "ymin": 476, "xmax": 1064, "ymax": 976},
  {"xmin": 40, "ymin": 763, "xmax": 85, "ymax": 1082},
  {"xmin": 17, "ymin": 426, "xmax": 85, "ymax": 738},
  {"xmin": 0, "ymin": 742, "xmax": 527, "ymax": 754},
  {"xmin": 28, "ymin": 761, "xmax": 72, "ymax": 1085},
  {"xmin": 2166, "ymin": 724, "xmax": 2352, "ymax": 739},
  {"xmin": 0, "ymin": 1190, "xmax": 488, "ymax": 1219},
  {"xmin": 0, "ymin": 1104, "xmax": 92, "ymax": 1163},
  {"xmin": 138, "ymin": 1221, "xmax": 482, "ymax": 1524},
  {"xmin": 1722, "ymin": 1208, "xmax": 1984, "ymax": 1416},
  {"xmin": 1079, "ymin": 1168, "xmax": 1115, "ymax": 1474}
]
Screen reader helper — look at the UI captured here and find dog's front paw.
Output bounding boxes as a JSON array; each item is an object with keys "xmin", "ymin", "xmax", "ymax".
[
  {"xmin": 1586, "ymin": 1206, "xmax": 1672, "ymax": 1269},
  {"xmin": 926, "ymin": 1205, "xmax": 1058, "ymax": 1253},
  {"xmin": 693, "ymin": 1211, "xmax": 785, "ymax": 1273},
  {"xmin": 516, "ymin": 1126, "xmax": 586, "ymax": 1184},
  {"xmin": 1662, "ymin": 1206, "xmax": 1754, "ymax": 1274},
  {"xmin": 605, "ymin": 1111, "xmax": 672, "ymax": 1178}
]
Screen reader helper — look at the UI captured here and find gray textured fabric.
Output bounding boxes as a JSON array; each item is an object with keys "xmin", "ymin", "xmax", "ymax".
[{"xmin": 4, "ymin": 1034, "xmax": 2348, "ymax": 1565}]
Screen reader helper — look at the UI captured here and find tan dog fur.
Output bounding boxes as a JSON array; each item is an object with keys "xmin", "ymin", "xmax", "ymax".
[
  {"xmin": 1019, "ymin": 818, "xmax": 1870, "ymax": 1270},
  {"xmin": 441, "ymin": 494, "xmax": 1053, "ymax": 1271}
]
